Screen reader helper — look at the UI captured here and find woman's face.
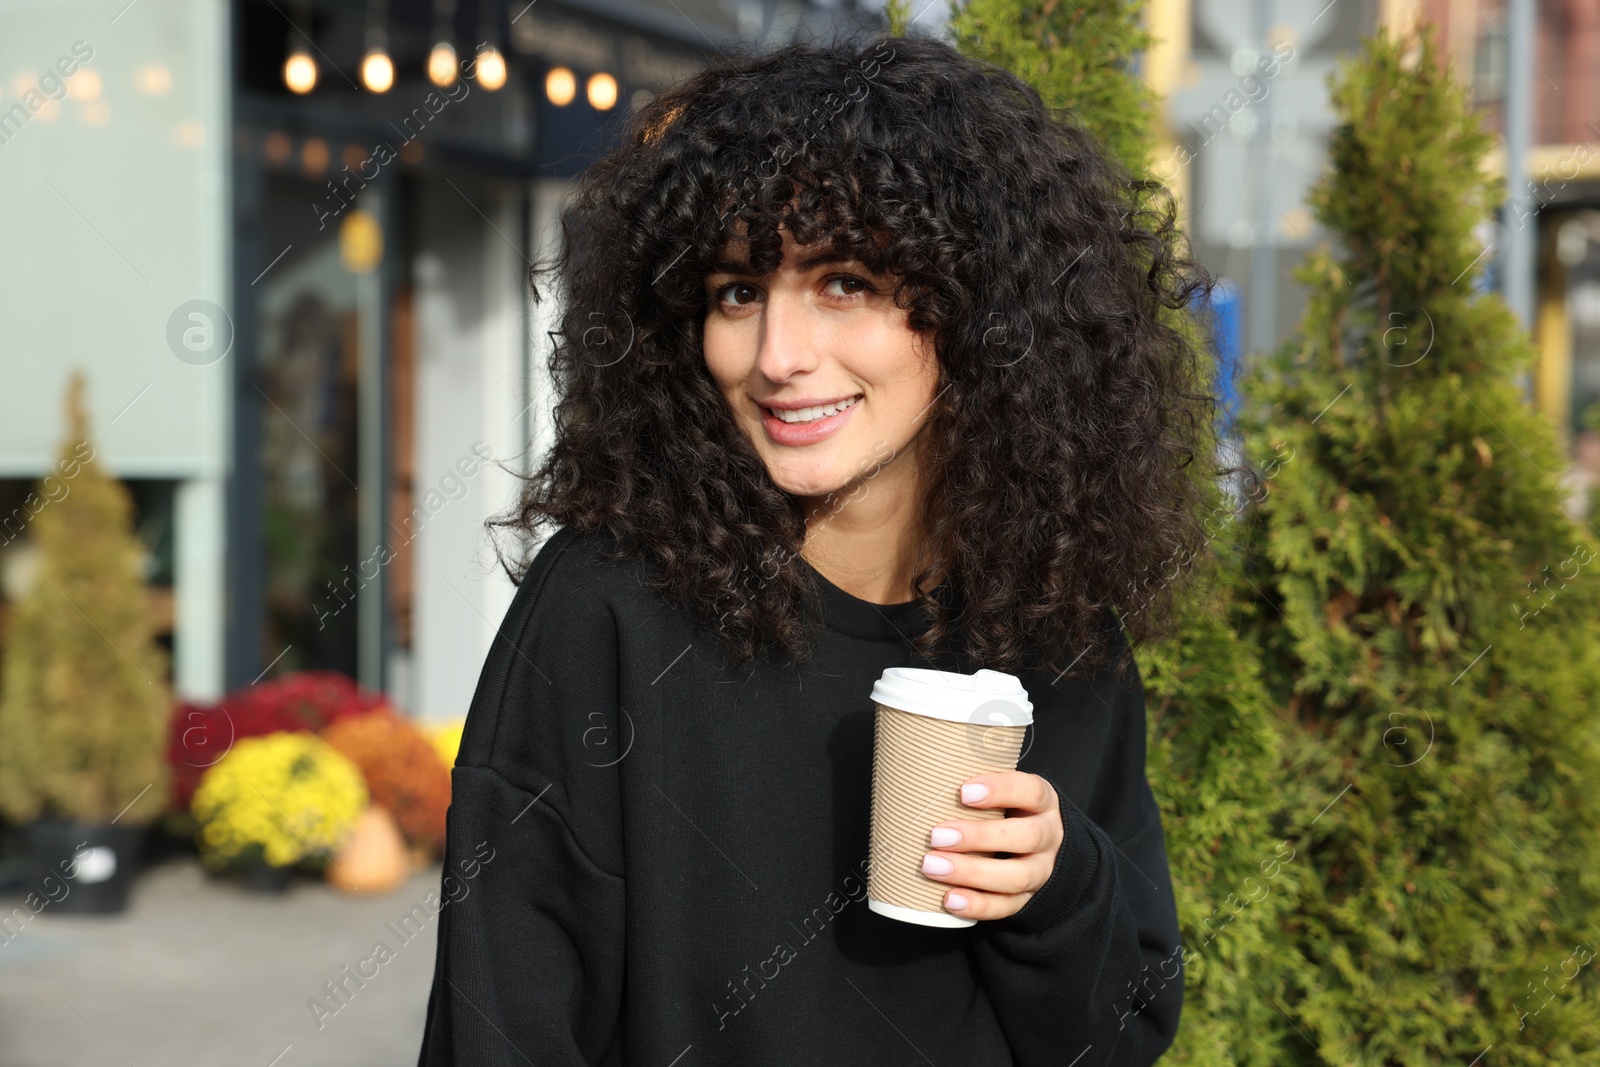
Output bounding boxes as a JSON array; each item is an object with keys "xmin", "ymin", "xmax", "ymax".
[{"xmin": 701, "ymin": 228, "xmax": 941, "ymax": 509}]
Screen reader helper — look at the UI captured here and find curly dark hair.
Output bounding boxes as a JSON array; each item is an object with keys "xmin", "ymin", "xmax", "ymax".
[{"xmin": 493, "ymin": 32, "xmax": 1219, "ymax": 680}]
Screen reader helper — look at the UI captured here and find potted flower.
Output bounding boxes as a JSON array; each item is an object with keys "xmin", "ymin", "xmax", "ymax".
[
  {"xmin": 165, "ymin": 697, "xmax": 303, "ymax": 817},
  {"xmin": 0, "ymin": 373, "xmax": 171, "ymax": 914},
  {"xmin": 164, "ymin": 670, "xmax": 384, "ymax": 818},
  {"xmin": 260, "ymin": 670, "xmax": 385, "ymax": 731},
  {"xmin": 321, "ymin": 709, "xmax": 451, "ymax": 878},
  {"xmin": 190, "ymin": 732, "xmax": 367, "ymax": 892},
  {"xmin": 425, "ymin": 718, "xmax": 466, "ymax": 771}
]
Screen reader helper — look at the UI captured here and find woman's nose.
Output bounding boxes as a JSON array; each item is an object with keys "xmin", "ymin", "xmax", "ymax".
[{"xmin": 753, "ymin": 290, "xmax": 821, "ymax": 382}]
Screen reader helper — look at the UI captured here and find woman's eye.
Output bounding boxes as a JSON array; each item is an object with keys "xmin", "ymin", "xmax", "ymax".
[
  {"xmin": 712, "ymin": 275, "xmax": 873, "ymax": 308},
  {"xmin": 826, "ymin": 275, "xmax": 872, "ymax": 298},
  {"xmin": 716, "ymin": 282, "xmax": 760, "ymax": 307}
]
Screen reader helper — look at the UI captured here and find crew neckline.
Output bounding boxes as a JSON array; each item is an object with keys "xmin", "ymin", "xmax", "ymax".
[{"xmin": 796, "ymin": 554, "xmax": 949, "ymax": 643}]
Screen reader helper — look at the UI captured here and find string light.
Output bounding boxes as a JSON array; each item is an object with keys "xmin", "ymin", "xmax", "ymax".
[
  {"xmin": 362, "ymin": 30, "xmax": 394, "ymax": 93},
  {"xmin": 68, "ymin": 69, "xmax": 102, "ymax": 101},
  {"xmin": 284, "ymin": 49, "xmax": 317, "ymax": 94},
  {"xmin": 474, "ymin": 2, "xmax": 505, "ymax": 92},
  {"xmin": 428, "ymin": 0, "xmax": 457, "ymax": 87},
  {"xmin": 587, "ymin": 72, "xmax": 617, "ymax": 110},
  {"xmin": 361, "ymin": 2, "xmax": 393, "ymax": 94},
  {"xmin": 428, "ymin": 42, "xmax": 457, "ymax": 87},
  {"xmin": 282, "ymin": 6, "xmax": 317, "ymax": 95},
  {"xmin": 546, "ymin": 67, "xmax": 575, "ymax": 106},
  {"xmin": 476, "ymin": 44, "xmax": 506, "ymax": 91},
  {"xmin": 362, "ymin": 47, "xmax": 394, "ymax": 93}
]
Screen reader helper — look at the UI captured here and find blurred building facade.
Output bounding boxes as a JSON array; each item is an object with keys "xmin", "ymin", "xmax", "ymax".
[
  {"xmin": 1417, "ymin": 0, "xmax": 1600, "ymax": 450},
  {"xmin": 1146, "ymin": 0, "xmax": 1388, "ymax": 371},
  {"xmin": 1148, "ymin": 0, "xmax": 1600, "ymax": 455},
  {"xmin": 4, "ymin": 0, "xmax": 1571, "ymax": 725},
  {"xmin": 0, "ymin": 0, "xmax": 891, "ymax": 720}
]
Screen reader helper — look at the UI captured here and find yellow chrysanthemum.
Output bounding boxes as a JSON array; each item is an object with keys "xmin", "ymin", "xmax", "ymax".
[
  {"xmin": 425, "ymin": 719, "xmax": 466, "ymax": 769},
  {"xmin": 190, "ymin": 732, "xmax": 368, "ymax": 872}
]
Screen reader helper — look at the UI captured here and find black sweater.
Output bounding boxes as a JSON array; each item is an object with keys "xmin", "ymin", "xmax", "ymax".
[{"xmin": 416, "ymin": 524, "xmax": 1184, "ymax": 1066}]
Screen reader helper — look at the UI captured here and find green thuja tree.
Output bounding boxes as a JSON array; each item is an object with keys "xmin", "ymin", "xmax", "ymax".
[
  {"xmin": 949, "ymin": 0, "xmax": 1159, "ymax": 179},
  {"xmin": 952, "ymin": 3, "xmax": 1294, "ymax": 1062},
  {"xmin": 1233, "ymin": 26, "xmax": 1600, "ymax": 1062},
  {"xmin": 1137, "ymin": 565, "xmax": 1297, "ymax": 1065},
  {"xmin": 885, "ymin": 0, "xmax": 912, "ymax": 37},
  {"xmin": 0, "ymin": 372, "xmax": 171, "ymax": 827}
]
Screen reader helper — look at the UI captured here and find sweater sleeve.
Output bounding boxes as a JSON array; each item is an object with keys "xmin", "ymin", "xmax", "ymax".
[
  {"xmin": 969, "ymin": 652, "xmax": 1183, "ymax": 1067},
  {"xmin": 416, "ymin": 528, "xmax": 628, "ymax": 1067}
]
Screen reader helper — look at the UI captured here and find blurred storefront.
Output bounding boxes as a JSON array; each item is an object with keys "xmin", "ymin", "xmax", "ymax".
[
  {"xmin": 1148, "ymin": 0, "xmax": 1385, "ymax": 367},
  {"xmin": 1145, "ymin": 0, "xmax": 1600, "ymax": 456},
  {"xmin": 0, "ymin": 0, "xmax": 883, "ymax": 721},
  {"xmin": 1413, "ymin": 0, "xmax": 1600, "ymax": 452},
  {"xmin": 225, "ymin": 0, "xmax": 737, "ymax": 722}
]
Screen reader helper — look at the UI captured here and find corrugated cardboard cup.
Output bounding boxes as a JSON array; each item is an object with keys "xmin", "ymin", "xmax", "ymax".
[{"xmin": 866, "ymin": 667, "xmax": 1033, "ymax": 928}]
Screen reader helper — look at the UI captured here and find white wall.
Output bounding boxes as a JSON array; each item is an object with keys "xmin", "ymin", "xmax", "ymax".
[{"xmin": 410, "ymin": 175, "xmax": 567, "ymax": 723}]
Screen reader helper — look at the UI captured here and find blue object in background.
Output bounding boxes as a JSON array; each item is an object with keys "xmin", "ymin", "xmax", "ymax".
[
  {"xmin": 1192, "ymin": 279, "xmax": 1242, "ymax": 429},
  {"xmin": 1476, "ymin": 253, "xmax": 1496, "ymax": 297}
]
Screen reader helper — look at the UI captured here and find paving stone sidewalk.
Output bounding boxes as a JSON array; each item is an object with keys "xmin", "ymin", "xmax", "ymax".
[{"xmin": 0, "ymin": 853, "xmax": 443, "ymax": 1067}]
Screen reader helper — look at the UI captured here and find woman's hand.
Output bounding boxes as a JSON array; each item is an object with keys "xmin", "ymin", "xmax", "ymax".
[{"xmin": 921, "ymin": 771, "xmax": 1063, "ymax": 920}]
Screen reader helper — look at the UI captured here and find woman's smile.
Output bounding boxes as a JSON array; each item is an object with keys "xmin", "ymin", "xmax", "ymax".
[{"xmin": 757, "ymin": 393, "xmax": 864, "ymax": 446}]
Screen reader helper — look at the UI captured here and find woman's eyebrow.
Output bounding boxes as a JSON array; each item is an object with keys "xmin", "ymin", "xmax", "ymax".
[{"xmin": 705, "ymin": 250, "xmax": 865, "ymax": 276}]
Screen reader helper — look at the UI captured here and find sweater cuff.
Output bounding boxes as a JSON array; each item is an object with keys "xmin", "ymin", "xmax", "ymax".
[{"xmin": 989, "ymin": 776, "xmax": 1104, "ymax": 937}]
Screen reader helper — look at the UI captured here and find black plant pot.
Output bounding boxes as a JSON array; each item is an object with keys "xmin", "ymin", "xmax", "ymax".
[
  {"xmin": 24, "ymin": 820, "xmax": 147, "ymax": 915},
  {"xmin": 242, "ymin": 861, "xmax": 293, "ymax": 893}
]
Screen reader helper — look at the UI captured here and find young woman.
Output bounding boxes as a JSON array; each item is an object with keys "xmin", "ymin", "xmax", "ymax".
[{"xmin": 418, "ymin": 32, "xmax": 1215, "ymax": 1067}]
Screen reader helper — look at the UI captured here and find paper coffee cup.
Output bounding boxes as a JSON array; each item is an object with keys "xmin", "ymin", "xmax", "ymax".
[{"xmin": 866, "ymin": 667, "xmax": 1033, "ymax": 928}]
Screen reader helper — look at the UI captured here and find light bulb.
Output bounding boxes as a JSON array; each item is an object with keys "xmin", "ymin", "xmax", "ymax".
[
  {"xmin": 587, "ymin": 72, "xmax": 617, "ymax": 111},
  {"xmin": 361, "ymin": 48, "xmax": 394, "ymax": 93},
  {"xmin": 302, "ymin": 136, "xmax": 329, "ymax": 178},
  {"xmin": 284, "ymin": 51, "xmax": 317, "ymax": 94},
  {"xmin": 477, "ymin": 45, "xmax": 506, "ymax": 91},
  {"xmin": 428, "ymin": 41, "xmax": 457, "ymax": 87},
  {"xmin": 68, "ymin": 69, "xmax": 102, "ymax": 101},
  {"xmin": 546, "ymin": 66, "xmax": 575, "ymax": 106},
  {"xmin": 134, "ymin": 63, "xmax": 172, "ymax": 96}
]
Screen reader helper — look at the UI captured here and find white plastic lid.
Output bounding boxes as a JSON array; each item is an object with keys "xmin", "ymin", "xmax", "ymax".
[{"xmin": 869, "ymin": 667, "xmax": 1033, "ymax": 726}]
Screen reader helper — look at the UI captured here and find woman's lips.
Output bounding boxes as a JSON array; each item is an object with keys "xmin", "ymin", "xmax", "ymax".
[{"xmin": 759, "ymin": 397, "xmax": 861, "ymax": 446}]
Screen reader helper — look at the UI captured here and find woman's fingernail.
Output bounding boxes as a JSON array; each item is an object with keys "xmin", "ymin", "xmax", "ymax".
[
  {"xmin": 929, "ymin": 827, "xmax": 962, "ymax": 847},
  {"xmin": 946, "ymin": 892, "xmax": 969, "ymax": 911},
  {"xmin": 922, "ymin": 853, "xmax": 954, "ymax": 876},
  {"xmin": 961, "ymin": 782, "xmax": 989, "ymax": 805}
]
